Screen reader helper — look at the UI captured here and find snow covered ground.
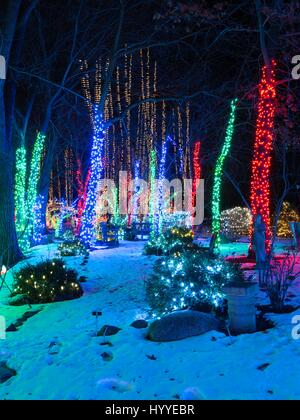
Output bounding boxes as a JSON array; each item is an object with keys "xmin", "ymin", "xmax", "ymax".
[{"xmin": 1, "ymin": 239, "xmax": 300, "ymax": 400}]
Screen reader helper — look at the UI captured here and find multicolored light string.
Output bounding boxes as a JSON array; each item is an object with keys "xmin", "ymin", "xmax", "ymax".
[
  {"xmin": 80, "ymin": 105, "xmax": 105, "ymax": 246},
  {"xmin": 250, "ymin": 60, "xmax": 277, "ymax": 254},
  {"xmin": 211, "ymin": 98, "xmax": 238, "ymax": 249}
]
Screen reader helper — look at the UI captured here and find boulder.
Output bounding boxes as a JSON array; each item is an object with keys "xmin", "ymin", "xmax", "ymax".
[
  {"xmin": 147, "ymin": 310, "xmax": 221, "ymax": 342},
  {"xmin": 0, "ymin": 362, "xmax": 16, "ymax": 384},
  {"xmin": 97, "ymin": 325, "xmax": 121, "ymax": 336},
  {"xmin": 130, "ymin": 319, "xmax": 148, "ymax": 329},
  {"xmin": 101, "ymin": 351, "xmax": 113, "ymax": 362},
  {"xmin": 6, "ymin": 323, "xmax": 17, "ymax": 332}
]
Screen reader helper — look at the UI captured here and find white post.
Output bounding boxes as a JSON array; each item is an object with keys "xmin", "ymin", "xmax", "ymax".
[
  {"xmin": 0, "ymin": 316, "xmax": 6, "ymax": 340},
  {"xmin": 0, "ymin": 56, "xmax": 6, "ymax": 80},
  {"xmin": 223, "ymin": 282, "xmax": 258, "ymax": 334}
]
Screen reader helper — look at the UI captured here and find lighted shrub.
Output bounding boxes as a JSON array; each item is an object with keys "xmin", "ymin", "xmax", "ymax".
[
  {"xmin": 144, "ymin": 227, "xmax": 196, "ymax": 256},
  {"xmin": 12, "ymin": 258, "xmax": 83, "ymax": 304},
  {"xmin": 58, "ymin": 238, "xmax": 89, "ymax": 257},
  {"xmin": 277, "ymin": 202, "xmax": 300, "ymax": 238},
  {"xmin": 220, "ymin": 207, "xmax": 251, "ymax": 239},
  {"xmin": 145, "ymin": 251, "xmax": 244, "ymax": 317}
]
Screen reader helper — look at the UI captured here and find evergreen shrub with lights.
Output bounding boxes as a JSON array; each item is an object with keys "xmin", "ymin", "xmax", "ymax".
[
  {"xmin": 145, "ymin": 251, "xmax": 244, "ymax": 317},
  {"xmin": 12, "ymin": 259, "xmax": 83, "ymax": 304},
  {"xmin": 144, "ymin": 227, "xmax": 196, "ymax": 256},
  {"xmin": 58, "ymin": 231, "xmax": 89, "ymax": 257},
  {"xmin": 276, "ymin": 202, "xmax": 300, "ymax": 238},
  {"xmin": 220, "ymin": 207, "xmax": 252, "ymax": 240}
]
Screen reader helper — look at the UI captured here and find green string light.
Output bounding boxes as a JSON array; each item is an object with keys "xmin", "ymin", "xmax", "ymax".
[
  {"xmin": 14, "ymin": 146, "xmax": 27, "ymax": 233},
  {"xmin": 21, "ymin": 132, "xmax": 46, "ymax": 250},
  {"xmin": 149, "ymin": 149, "xmax": 156, "ymax": 238},
  {"xmin": 211, "ymin": 98, "xmax": 238, "ymax": 249}
]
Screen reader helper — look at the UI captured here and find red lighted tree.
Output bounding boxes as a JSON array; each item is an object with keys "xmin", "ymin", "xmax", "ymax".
[
  {"xmin": 250, "ymin": 60, "xmax": 277, "ymax": 255},
  {"xmin": 192, "ymin": 140, "xmax": 201, "ymax": 208}
]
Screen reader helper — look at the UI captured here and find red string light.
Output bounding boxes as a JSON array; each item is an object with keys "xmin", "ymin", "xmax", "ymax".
[
  {"xmin": 192, "ymin": 141, "xmax": 201, "ymax": 208},
  {"xmin": 250, "ymin": 60, "xmax": 277, "ymax": 253}
]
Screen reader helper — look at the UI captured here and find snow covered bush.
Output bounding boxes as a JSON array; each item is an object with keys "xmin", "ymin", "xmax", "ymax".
[
  {"xmin": 145, "ymin": 250, "xmax": 244, "ymax": 317},
  {"xmin": 12, "ymin": 258, "xmax": 83, "ymax": 304},
  {"xmin": 144, "ymin": 227, "xmax": 196, "ymax": 256},
  {"xmin": 220, "ymin": 207, "xmax": 251, "ymax": 240}
]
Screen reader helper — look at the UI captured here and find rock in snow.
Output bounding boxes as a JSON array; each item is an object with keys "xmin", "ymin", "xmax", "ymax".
[
  {"xmin": 101, "ymin": 351, "xmax": 113, "ymax": 361},
  {"xmin": 130, "ymin": 319, "xmax": 148, "ymax": 329},
  {"xmin": 0, "ymin": 362, "xmax": 16, "ymax": 384},
  {"xmin": 147, "ymin": 310, "xmax": 221, "ymax": 342},
  {"xmin": 97, "ymin": 325, "xmax": 121, "ymax": 336}
]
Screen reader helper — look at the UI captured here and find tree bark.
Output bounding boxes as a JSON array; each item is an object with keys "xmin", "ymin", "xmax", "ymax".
[{"xmin": 0, "ymin": 0, "xmax": 23, "ymax": 266}]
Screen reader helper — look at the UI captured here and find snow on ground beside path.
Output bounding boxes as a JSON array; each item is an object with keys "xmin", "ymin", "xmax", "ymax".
[{"xmin": 0, "ymin": 240, "xmax": 300, "ymax": 400}]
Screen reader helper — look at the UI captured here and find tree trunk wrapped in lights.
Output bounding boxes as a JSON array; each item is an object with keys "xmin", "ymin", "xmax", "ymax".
[
  {"xmin": 14, "ymin": 146, "xmax": 27, "ymax": 233},
  {"xmin": 211, "ymin": 98, "xmax": 238, "ymax": 249},
  {"xmin": 80, "ymin": 106, "xmax": 105, "ymax": 246},
  {"xmin": 250, "ymin": 60, "xmax": 277, "ymax": 255},
  {"xmin": 192, "ymin": 140, "xmax": 201, "ymax": 209},
  {"xmin": 76, "ymin": 158, "xmax": 90, "ymax": 235},
  {"xmin": 149, "ymin": 149, "xmax": 156, "ymax": 238},
  {"xmin": 21, "ymin": 132, "xmax": 46, "ymax": 251}
]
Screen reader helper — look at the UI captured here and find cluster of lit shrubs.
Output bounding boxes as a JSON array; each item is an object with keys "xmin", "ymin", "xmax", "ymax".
[
  {"xmin": 12, "ymin": 258, "xmax": 83, "ymax": 304},
  {"xmin": 219, "ymin": 203, "xmax": 300, "ymax": 240}
]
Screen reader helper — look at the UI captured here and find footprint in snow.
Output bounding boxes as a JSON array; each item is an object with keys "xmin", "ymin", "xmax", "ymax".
[{"xmin": 97, "ymin": 378, "xmax": 133, "ymax": 393}]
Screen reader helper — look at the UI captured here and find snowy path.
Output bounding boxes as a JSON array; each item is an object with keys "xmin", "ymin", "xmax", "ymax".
[{"xmin": 1, "ymin": 241, "xmax": 300, "ymax": 400}]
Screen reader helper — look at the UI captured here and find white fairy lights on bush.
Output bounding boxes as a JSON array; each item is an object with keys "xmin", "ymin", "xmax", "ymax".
[
  {"xmin": 145, "ymin": 250, "xmax": 244, "ymax": 318},
  {"xmin": 221, "ymin": 206, "xmax": 252, "ymax": 237}
]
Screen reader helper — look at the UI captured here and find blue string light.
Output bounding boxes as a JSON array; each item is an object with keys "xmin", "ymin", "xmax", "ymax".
[
  {"xmin": 32, "ymin": 195, "xmax": 45, "ymax": 245},
  {"xmin": 80, "ymin": 105, "xmax": 105, "ymax": 246},
  {"xmin": 178, "ymin": 146, "xmax": 184, "ymax": 176},
  {"xmin": 156, "ymin": 136, "xmax": 173, "ymax": 234},
  {"xmin": 132, "ymin": 160, "xmax": 140, "ymax": 220}
]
